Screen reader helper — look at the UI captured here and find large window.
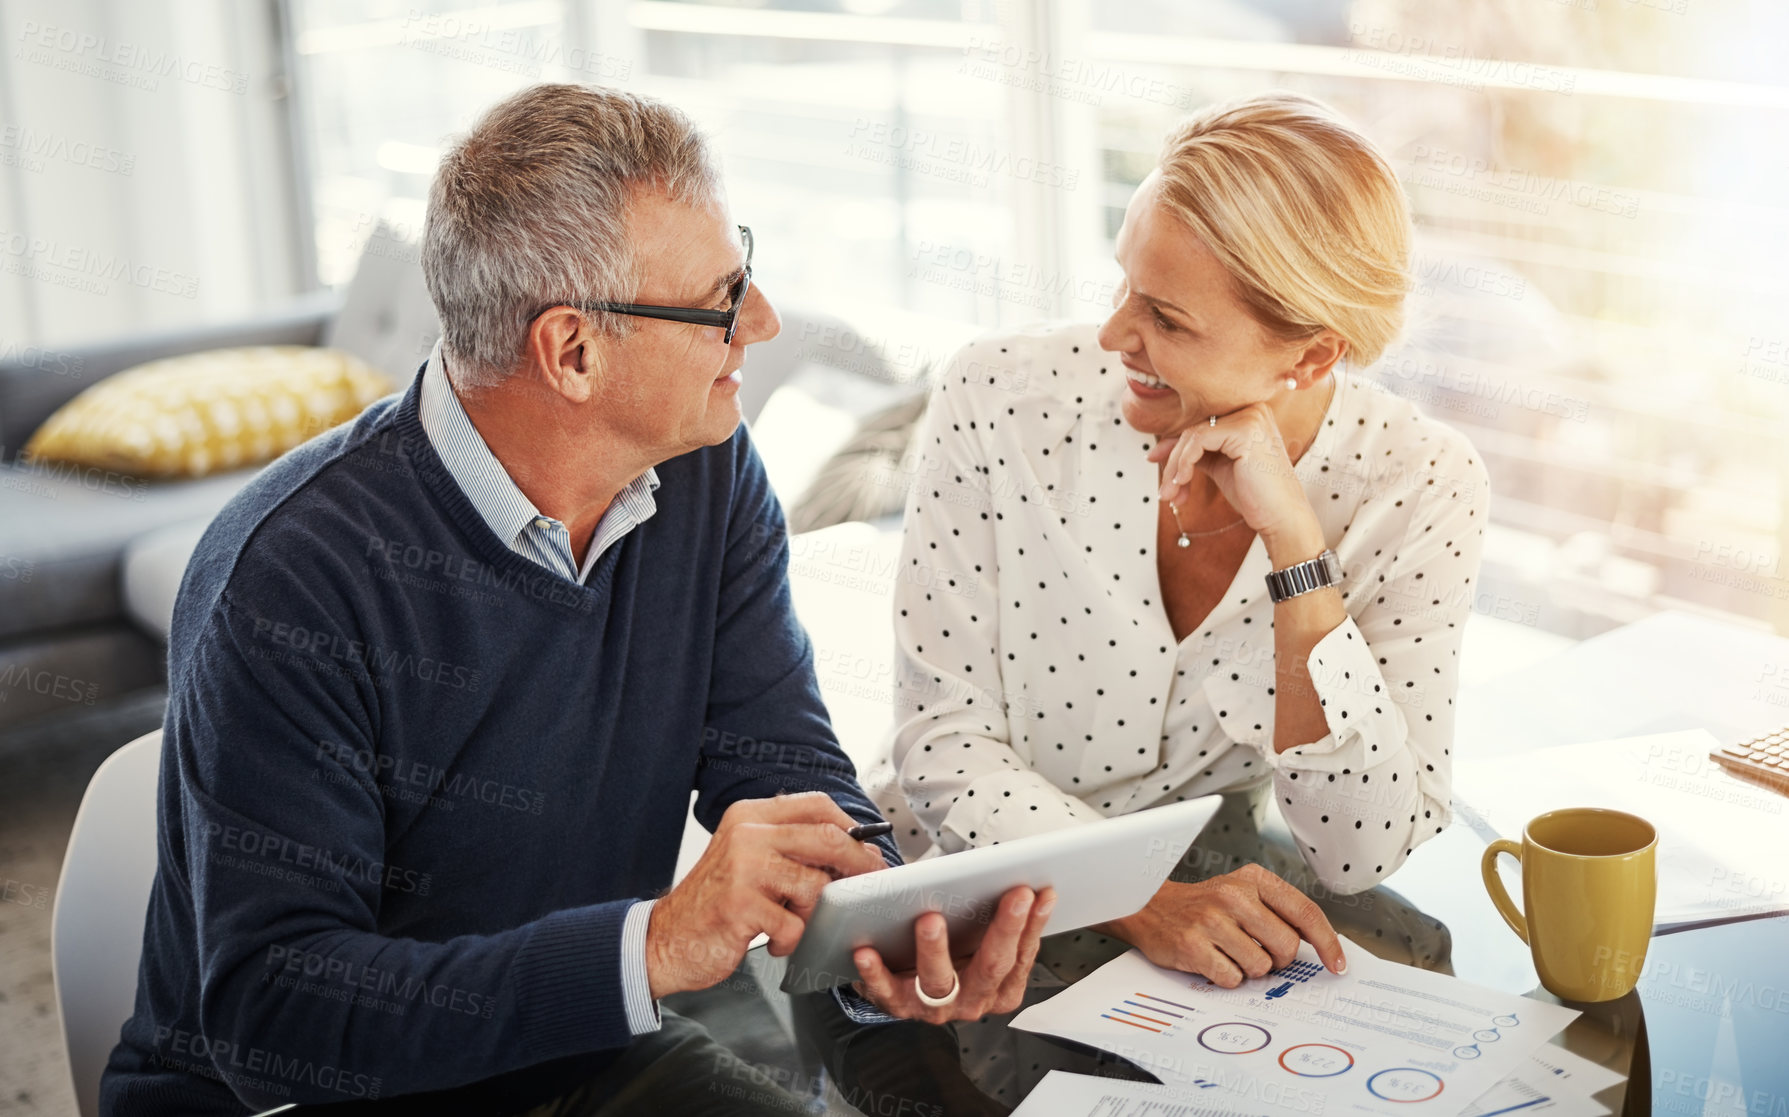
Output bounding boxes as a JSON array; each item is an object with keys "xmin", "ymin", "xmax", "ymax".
[{"xmin": 286, "ymin": 0, "xmax": 1789, "ymax": 639}]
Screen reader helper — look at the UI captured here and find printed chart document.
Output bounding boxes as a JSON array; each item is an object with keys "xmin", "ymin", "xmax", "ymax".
[
  {"xmin": 1457, "ymin": 1045, "xmax": 1620, "ymax": 1117},
  {"xmin": 1009, "ymin": 1069, "xmax": 1305, "ymax": 1116},
  {"xmin": 1009, "ymin": 1062, "xmax": 1615, "ymax": 1117},
  {"xmin": 1011, "ymin": 937, "xmax": 1580, "ymax": 1115}
]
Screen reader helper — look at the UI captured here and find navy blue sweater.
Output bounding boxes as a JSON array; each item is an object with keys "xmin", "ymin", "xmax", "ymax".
[{"xmin": 100, "ymin": 370, "xmax": 897, "ymax": 1116}]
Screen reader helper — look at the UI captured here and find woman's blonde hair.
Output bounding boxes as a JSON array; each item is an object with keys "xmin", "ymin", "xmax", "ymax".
[{"xmin": 1155, "ymin": 91, "xmax": 1412, "ymax": 368}]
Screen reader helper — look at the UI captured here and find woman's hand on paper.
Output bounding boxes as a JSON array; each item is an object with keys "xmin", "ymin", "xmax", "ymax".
[{"xmin": 1097, "ymin": 864, "xmax": 1346, "ymax": 988}]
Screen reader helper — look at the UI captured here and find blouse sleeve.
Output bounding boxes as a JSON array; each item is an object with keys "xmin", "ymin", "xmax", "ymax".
[
  {"xmin": 1263, "ymin": 432, "xmax": 1490, "ymax": 894},
  {"xmin": 887, "ymin": 345, "xmax": 1102, "ymax": 853}
]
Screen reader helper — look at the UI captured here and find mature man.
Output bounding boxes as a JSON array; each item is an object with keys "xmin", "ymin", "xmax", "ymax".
[{"xmin": 100, "ymin": 83, "xmax": 1048, "ymax": 1116}]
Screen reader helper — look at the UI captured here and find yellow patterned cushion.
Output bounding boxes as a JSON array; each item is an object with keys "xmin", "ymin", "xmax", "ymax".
[{"xmin": 23, "ymin": 346, "xmax": 394, "ymax": 479}]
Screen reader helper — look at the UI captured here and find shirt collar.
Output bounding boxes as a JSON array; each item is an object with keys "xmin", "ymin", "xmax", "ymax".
[{"xmin": 417, "ymin": 342, "xmax": 660, "ymax": 554}]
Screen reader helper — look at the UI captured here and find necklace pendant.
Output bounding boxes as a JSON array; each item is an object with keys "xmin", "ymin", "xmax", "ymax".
[{"xmin": 1176, "ymin": 533, "xmax": 1191, "ymax": 549}]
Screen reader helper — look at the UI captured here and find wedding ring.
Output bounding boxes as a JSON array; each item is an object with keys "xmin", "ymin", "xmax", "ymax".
[
  {"xmin": 914, "ymin": 971, "xmax": 961, "ymax": 1008},
  {"xmin": 1208, "ymin": 414, "xmax": 1217, "ymax": 427}
]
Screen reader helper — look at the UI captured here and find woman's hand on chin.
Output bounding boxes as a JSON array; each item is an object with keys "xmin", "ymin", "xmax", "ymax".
[
  {"xmin": 1094, "ymin": 864, "xmax": 1347, "ymax": 988},
  {"xmin": 1147, "ymin": 403, "xmax": 1319, "ymax": 551}
]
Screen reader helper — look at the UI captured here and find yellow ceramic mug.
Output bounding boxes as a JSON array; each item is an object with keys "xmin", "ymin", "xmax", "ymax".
[{"xmin": 1479, "ymin": 807, "xmax": 1657, "ymax": 1002}]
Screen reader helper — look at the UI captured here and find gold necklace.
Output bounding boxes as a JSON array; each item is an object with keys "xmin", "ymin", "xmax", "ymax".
[{"xmin": 1166, "ymin": 500, "xmax": 1247, "ymax": 548}]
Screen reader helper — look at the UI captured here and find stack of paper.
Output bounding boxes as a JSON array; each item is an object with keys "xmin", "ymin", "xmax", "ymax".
[{"xmin": 1009, "ymin": 939, "xmax": 1623, "ymax": 1115}]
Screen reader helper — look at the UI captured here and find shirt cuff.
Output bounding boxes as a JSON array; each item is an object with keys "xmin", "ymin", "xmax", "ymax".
[
  {"xmin": 832, "ymin": 983, "xmax": 902, "ymax": 1024},
  {"xmin": 1270, "ymin": 615, "xmax": 1407, "ymax": 769},
  {"xmin": 620, "ymin": 899, "xmax": 662, "ymax": 1035}
]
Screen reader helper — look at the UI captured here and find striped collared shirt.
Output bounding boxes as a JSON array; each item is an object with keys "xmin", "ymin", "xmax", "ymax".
[
  {"xmin": 416, "ymin": 341, "xmax": 663, "ymax": 1036},
  {"xmin": 418, "ymin": 342, "xmax": 660, "ymax": 585}
]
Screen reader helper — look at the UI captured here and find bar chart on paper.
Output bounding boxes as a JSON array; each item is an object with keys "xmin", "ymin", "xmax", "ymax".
[
  {"xmin": 1100, "ymin": 991, "xmax": 1201, "ymax": 1034},
  {"xmin": 1011, "ymin": 938, "xmax": 1581, "ymax": 1115},
  {"xmin": 1101, "ymin": 959, "xmax": 1323, "ymax": 1036}
]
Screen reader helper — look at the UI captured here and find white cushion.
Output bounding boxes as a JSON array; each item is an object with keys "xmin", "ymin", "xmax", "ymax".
[
  {"xmin": 323, "ymin": 220, "xmax": 441, "ymax": 383},
  {"xmin": 120, "ymin": 518, "xmax": 211, "ymax": 640}
]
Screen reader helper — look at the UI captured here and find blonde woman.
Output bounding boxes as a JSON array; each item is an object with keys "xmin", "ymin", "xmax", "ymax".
[{"xmin": 879, "ymin": 92, "xmax": 1488, "ymax": 988}]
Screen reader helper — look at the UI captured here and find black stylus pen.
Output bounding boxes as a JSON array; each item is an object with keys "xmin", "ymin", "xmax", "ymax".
[{"xmin": 847, "ymin": 821, "xmax": 893, "ymax": 841}]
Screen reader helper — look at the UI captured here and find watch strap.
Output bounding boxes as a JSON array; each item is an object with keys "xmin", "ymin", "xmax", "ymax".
[{"xmin": 1265, "ymin": 549, "xmax": 1342, "ymax": 603}]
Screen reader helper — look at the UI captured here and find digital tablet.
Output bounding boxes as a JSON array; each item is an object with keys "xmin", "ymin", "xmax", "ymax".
[{"xmin": 780, "ymin": 795, "xmax": 1222, "ymax": 993}]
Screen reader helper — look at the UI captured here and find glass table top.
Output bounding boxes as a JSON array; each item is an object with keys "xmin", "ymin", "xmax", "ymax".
[{"xmin": 697, "ymin": 784, "xmax": 1787, "ymax": 1116}]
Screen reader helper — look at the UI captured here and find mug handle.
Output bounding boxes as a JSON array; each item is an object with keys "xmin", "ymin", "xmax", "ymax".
[{"xmin": 1480, "ymin": 839, "xmax": 1530, "ymax": 945}]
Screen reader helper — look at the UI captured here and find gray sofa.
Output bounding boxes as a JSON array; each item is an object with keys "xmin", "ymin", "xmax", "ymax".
[
  {"xmin": 0, "ymin": 224, "xmax": 441, "ymax": 730},
  {"xmin": 0, "ymin": 299, "xmax": 330, "ymax": 728}
]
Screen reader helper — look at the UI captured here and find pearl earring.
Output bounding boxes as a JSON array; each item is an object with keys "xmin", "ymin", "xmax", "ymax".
[{"xmin": 1284, "ymin": 377, "xmax": 1298, "ymax": 391}]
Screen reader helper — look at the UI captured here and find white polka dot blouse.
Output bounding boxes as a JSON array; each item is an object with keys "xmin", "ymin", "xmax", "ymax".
[{"xmin": 875, "ymin": 322, "xmax": 1491, "ymax": 894}]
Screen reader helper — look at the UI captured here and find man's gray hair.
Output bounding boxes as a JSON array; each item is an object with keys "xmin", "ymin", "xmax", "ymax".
[{"xmin": 422, "ymin": 83, "xmax": 720, "ymax": 389}]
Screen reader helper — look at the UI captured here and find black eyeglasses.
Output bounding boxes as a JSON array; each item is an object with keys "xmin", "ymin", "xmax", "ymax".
[{"xmin": 536, "ymin": 226, "xmax": 754, "ymax": 344}]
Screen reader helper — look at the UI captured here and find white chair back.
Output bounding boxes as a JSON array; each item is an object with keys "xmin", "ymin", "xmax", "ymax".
[{"xmin": 51, "ymin": 729, "xmax": 163, "ymax": 1117}]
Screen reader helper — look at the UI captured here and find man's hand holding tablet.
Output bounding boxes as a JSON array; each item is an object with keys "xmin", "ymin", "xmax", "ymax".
[
  {"xmin": 647, "ymin": 793, "xmax": 886, "ymax": 999},
  {"xmin": 849, "ymin": 883, "xmax": 1057, "ymax": 1023},
  {"xmin": 646, "ymin": 791, "xmax": 1049, "ymax": 1024}
]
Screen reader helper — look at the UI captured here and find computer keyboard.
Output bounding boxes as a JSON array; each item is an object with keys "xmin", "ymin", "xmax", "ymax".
[{"xmin": 1710, "ymin": 726, "xmax": 1789, "ymax": 796}]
